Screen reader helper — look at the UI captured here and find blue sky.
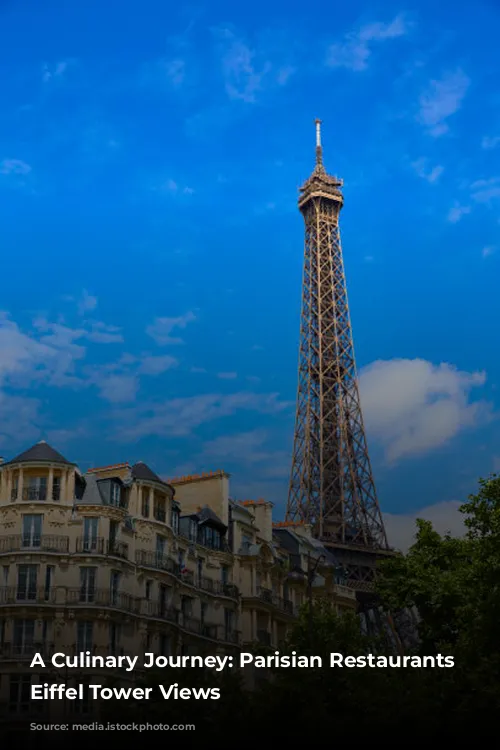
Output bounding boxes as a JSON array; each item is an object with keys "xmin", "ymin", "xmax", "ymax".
[{"xmin": 1, "ymin": 0, "xmax": 499, "ymax": 543}]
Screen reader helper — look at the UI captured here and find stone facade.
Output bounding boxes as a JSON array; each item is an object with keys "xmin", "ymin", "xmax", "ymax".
[{"xmin": 0, "ymin": 441, "xmax": 356, "ymax": 716}]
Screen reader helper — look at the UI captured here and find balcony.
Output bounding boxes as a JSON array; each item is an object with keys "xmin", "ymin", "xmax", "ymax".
[
  {"xmin": 255, "ymin": 587, "xmax": 295, "ymax": 615},
  {"xmin": 142, "ymin": 599, "xmax": 179, "ymax": 624},
  {"xmin": 153, "ymin": 508, "xmax": 166, "ymax": 523},
  {"xmin": 76, "ymin": 537, "xmax": 106, "ymax": 554},
  {"xmin": 0, "ymin": 535, "xmax": 69, "ymax": 554},
  {"xmin": 0, "ymin": 641, "xmax": 55, "ymax": 659},
  {"xmin": 75, "ymin": 538, "xmax": 128, "ymax": 559},
  {"xmin": 198, "ymin": 577, "xmax": 239, "ymax": 599},
  {"xmin": 136, "ymin": 550, "xmax": 180, "ymax": 576},
  {"xmin": 65, "ymin": 588, "xmax": 139, "ymax": 613},
  {"xmin": 0, "ymin": 586, "xmax": 56, "ymax": 605},
  {"xmin": 106, "ymin": 540, "xmax": 129, "ymax": 560}
]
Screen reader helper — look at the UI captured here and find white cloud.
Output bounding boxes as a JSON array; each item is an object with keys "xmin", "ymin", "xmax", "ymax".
[
  {"xmin": 163, "ymin": 58, "xmax": 185, "ymax": 87},
  {"xmin": 384, "ymin": 501, "xmax": 465, "ymax": 552},
  {"xmin": 0, "ymin": 159, "xmax": 31, "ymax": 175},
  {"xmin": 112, "ymin": 392, "xmax": 291, "ymax": 440},
  {"xmin": 78, "ymin": 290, "xmax": 97, "ymax": 315},
  {"xmin": 42, "ymin": 60, "xmax": 71, "ymax": 83},
  {"xmin": 217, "ymin": 371, "xmax": 237, "ymax": 379},
  {"xmin": 447, "ymin": 203, "xmax": 471, "ymax": 223},
  {"xmin": 359, "ymin": 358, "xmax": 491, "ymax": 463},
  {"xmin": 158, "ymin": 179, "xmax": 194, "ymax": 195},
  {"xmin": 470, "ymin": 176, "xmax": 500, "ymax": 204},
  {"xmin": 411, "ymin": 158, "xmax": 444, "ymax": 183},
  {"xmin": 146, "ymin": 311, "xmax": 196, "ymax": 345},
  {"xmin": 481, "ymin": 135, "xmax": 500, "ymax": 150},
  {"xmin": 96, "ymin": 374, "xmax": 138, "ymax": 403},
  {"xmin": 138, "ymin": 355, "xmax": 178, "ymax": 375},
  {"xmin": 418, "ymin": 69, "xmax": 470, "ymax": 136},
  {"xmin": 326, "ymin": 15, "xmax": 410, "ymax": 71},
  {"xmin": 213, "ymin": 27, "xmax": 293, "ymax": 103},
  {"xmin": 482, "ymin": 246, "xmax": 496, "ymax": 258}
]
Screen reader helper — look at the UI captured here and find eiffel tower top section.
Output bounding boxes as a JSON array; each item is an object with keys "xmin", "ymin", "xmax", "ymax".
[{"xmin": 298, "ymin": 119, "xmax": 344, "ymax": 211}]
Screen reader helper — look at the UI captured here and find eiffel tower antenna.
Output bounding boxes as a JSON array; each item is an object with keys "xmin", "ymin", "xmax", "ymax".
[{"xmin": 286, "ymin": 119, "xmax": 392, "ymax": 587}]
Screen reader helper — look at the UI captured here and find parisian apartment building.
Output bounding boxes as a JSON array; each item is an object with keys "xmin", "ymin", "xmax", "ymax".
[{"xmin": 0, "ymin": 440, "xmax": 356, "ymax": 715}]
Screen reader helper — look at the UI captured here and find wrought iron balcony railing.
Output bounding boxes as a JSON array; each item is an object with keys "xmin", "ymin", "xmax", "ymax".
[
  {"xmin": 0, "ymin": 535, "xmax": 69, "ymax": 554},
  {"xmin": 254, "ymin": 587, "xmax": 296, "ymax": 615},
  {"xmin": 65, "ymin": 588, "xmax": 139, "ymax": 613},
  {"xmin": 142, "ymin": 599, "xmax": 180, "ymax": 624},
  {"xmin": 198, "ymin": 577, "xmax": 239, "ymax": 599},
  {"xmin": 0, "ymin": 586, "xmax": 56, "ymax": 605},
  {"xmin": 135, "ymin": 550, "xmax": 180, "ymax": 575},
  {"xmin": 75, "ymin": 538, "xmax": 129, "ymax": 558},
  {"xmin": 0, "ymin": 641, "xmax": 55, "ymax": 659}
]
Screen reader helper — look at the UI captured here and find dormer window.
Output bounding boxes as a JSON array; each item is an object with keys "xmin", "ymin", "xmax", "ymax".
[
  {"xmin": 110, "ymin": 483, "xmax": 121, "ymax": 507},
  {"xmin": 171, "ymin": 507, "xmax": 179, "ymax": 535},
  {"xmin": 189, "ymin": 519, "xmax": 197, "ymax": 542}
]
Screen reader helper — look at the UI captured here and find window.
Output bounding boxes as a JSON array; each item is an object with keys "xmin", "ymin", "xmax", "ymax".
[
  {"xmin": 13, "ymin": 619, "xmax": 35, "ymax": 656},
  {"xmin": 156, "ymin": 535, "xmax": 166, "ymax": 560},
  {"xmin": 159, "ymin": 584, "xmax": 170, "ymax": 617},
  {"xmin": 110, "ymin": 571, "xmax": 120, "ymax": 605},
  {"xmin": 83, "ymin": 517, "xmax": 99, "ymax": 551},
  {"xmin": 189, "ymin": 519, "xmax": 197, "ymax": 542},
  {"xmin": 2, "ymin": 566, "xmax": 9, "ymax": 586},
  {"xmin": 160, "ymin": 634, "xmax": 170, "ymax": 656},
  {"xmin": 109, "ymin": 623, "xmax": 120, "ymax": 654},
  {"xmin": 111, "ymin": 482, "xmax": 121, "ymax": 507},
  {"xmin": 11, "ymin": 477, "xmax": 18, "ymax": 501},
  {"xmin": 26, "ymin": 476, "xmax": 47, "ymax": 501},
  {"xmin": 141, "ymin": 493, "xmax": 149, "ymax": 518},
  {"xmin": 22, "ymin": 514, "xmax": 42, "ymax": 548},
  {"xmin": 44, "ymin": 566, "xmax": 54, "ymax": 601},
  {"xmin": 9, "ymin": 675, "xmax": 31, "ymax": 713},
  {"xmin": 171, "ymin": 507, "xmax": 179, "ymax": 534},
  {"xmin": 17, "ymin": 565, "xmax": 37, "ymax": 601},
  {"xmin": 109, "ymin": 520, "xmax": 118, "ymax": 552},
  {"xmin": 80, "ymin": 567, "xmax": 96, "ymax": 603},
  {"xmin": 178, "ymin": 549, "xmax": 185, "ymax": 569},
  {"xmin": 41, "ymin": 620, "xmax": 48, "ymax": 646},
  {"xmin": 77, "ymin": 621, "xmax": 93, "ymax": 652},
  {"xmin": 242, "ymin": 534, "xmax": 252, "ymax": 551},
  {"xmin": 52, "ymin": 475, "xmax": 61, "ymax": 501},
  {"xmin": 145, "ymin": 580, "xmax": 152, "ymax": 600},
  {"xmin": 224, "ymin": 608, "xmax": 234, "ymax": 639},
  {"xmin": 181, "ymin": 596, "xmax": 192, "ymax": 618},
  {"xmin": 221, "ymin": 565, "xmax": 229, "ymax": 584},
  {"xmin": 154, "ymin": 497, "xmax": 166, "ymax": 522},
  {"xmin": 201, "ymin": 602, "xmax": 207, "ymax": 624},
  {"xmin": 197, "ymin": 558, "xmax": 203, "ymax": 581}
]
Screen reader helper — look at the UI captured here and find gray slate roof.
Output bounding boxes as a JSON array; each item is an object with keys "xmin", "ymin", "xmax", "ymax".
[
  {"xmin": 77, "ymin": 474, "xmax": 104, "ymax": 505},
  {"xmin": 197, "ymin": 505, "xmax": 226, "ymax": 528},
  {"xmin": 6, "ymin": 441, "xmax": 73, "ymax": 466},
  {"xmin": 131, "ymin": 462, "xmax": 167, "ymax": 485}
]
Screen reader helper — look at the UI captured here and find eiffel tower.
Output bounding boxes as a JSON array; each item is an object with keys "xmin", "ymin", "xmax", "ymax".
[{"xmin": 286, "ymin": 120, "xmax": 393, "ymax": 588}]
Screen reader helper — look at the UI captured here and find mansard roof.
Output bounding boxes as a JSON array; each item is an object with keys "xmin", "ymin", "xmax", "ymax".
[
  {"xmin": 180, "ymin": 504, "xmax": 226, "ymax": 529},
  {"xmin": 131, "ymin": 461, "xmax": 169, "ymax": 487},
  {"xmin": 77, "ymin": 474, "xmax": 105, "ymax": 505},
  {"xmin": 5, "ymin": 440, "xmax": 74, "ymax": 466}
]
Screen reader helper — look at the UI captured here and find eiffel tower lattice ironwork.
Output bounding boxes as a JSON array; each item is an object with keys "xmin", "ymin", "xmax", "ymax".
[{"xmin": 286, "ymin": 120, "xmax": 392, "ymax": 585}]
